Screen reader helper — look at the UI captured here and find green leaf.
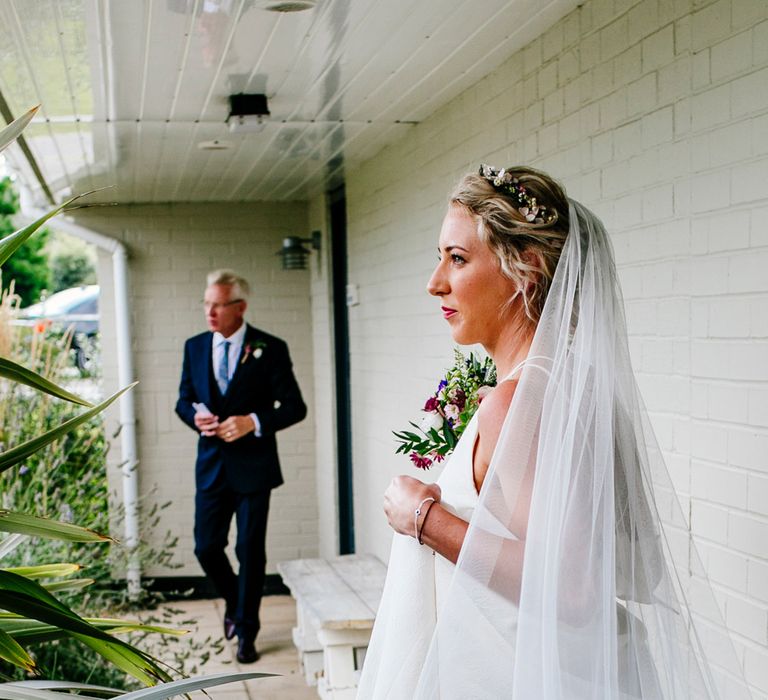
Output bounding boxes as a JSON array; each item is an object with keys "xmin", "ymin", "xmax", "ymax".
[
  {"xmin": 118, "ymin": 672, "xmax": 276, "ymax": 699},
  {"xmin": 41, "ymin": 578, "xmax": 94, "ymax": 594},
  {"xmin": 0, "ymin": 673, "xmax": 274, "ymax": 699},
  {"xmin": 0, "ymin": 383, "xmax": 136, "ymax": 474},
  {"xmin": 0, "ymin": 534, "xmax": 25, "ymax": 560},
  {"xmin": 72, "ymin": 633, "xmax": 169, "ymax": 686},
  {"xmin": 3, "ymin": 563, "xmax": 81, "ymax": 580},
  {"xmin": 0, "ymin": 687, "xmax": 103, "ymax": 700},
  {"xmin": 0, "ymin": 571, "xmax": 170, "ymax": 685},
  {"xmin": 0, "ymin": 106, "xmax": 38, "ymax": 154},
  {"xmin": 0, "ymin": 358, "xmax": 92, "ymax": 407},
  {"xmin": 0, "ymin": 682, "xmax": 119, "ymax": 697},
  {"xmin": 0, "ymin": 615, "xmax": 183, "ymax": 644},
  {"xmin": 0, "ymin": 203, "xmax": 68, "ymax": 268},
  {"xmin": 0, "ymin": 512, "xmax": 111, "ymax": 543},
  {"xmin": 0, "ymin": 627, "xmax": 35, "ymax": 672}
]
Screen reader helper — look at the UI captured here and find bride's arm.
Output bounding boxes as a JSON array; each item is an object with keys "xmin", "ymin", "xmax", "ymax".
[
  {"xmin": 383, "ymin": 476, "xmax": 467, "ymax": 563},
  {"xmin": 384, "ymin": 380, "xmax": 529, "ymax": 567}
]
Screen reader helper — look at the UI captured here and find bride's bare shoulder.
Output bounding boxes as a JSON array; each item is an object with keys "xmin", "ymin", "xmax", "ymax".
[
  {"xmin": 473, "ymin": 380, "xmax": 518, "ymax": 487},
  {"xmin": 477, "ymin": 380, "xmax": 517, "ymax": 442}
]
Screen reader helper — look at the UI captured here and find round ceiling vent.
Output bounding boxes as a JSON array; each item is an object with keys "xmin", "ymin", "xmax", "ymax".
[
  {"xmin": 258, "ymin": 1, "xmax": 316, "ymax": 11},
  {"xmin": 197, "ymin": 140, "xmax": 234, "ymax": 151}
]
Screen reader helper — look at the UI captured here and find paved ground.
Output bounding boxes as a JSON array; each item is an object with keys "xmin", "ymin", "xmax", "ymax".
[{"xmin": 149, "ymin": 595, "xmax": 317, "ymax": 700}]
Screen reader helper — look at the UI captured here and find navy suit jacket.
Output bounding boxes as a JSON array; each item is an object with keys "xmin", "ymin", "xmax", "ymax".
[{"xmin": 175, "ymin": 324, "xmax": 307, "ymax": 494}]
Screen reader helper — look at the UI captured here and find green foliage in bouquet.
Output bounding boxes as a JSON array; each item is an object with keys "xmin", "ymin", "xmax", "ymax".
[{"xmin": 394, "ymin": 349, "xmax": 496, "ymax": 469}]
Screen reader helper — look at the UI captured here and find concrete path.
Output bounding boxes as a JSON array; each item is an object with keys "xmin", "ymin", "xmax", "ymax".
[{"xmin": 151, "ymin": 595, "xmax": 317, "ymax": 700}]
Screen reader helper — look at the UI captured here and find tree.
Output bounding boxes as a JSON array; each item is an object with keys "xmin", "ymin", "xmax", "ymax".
[
  {"xmin": 51, "ymin": 249, "xmax": 96, "ymax": 292},
  {"xmin": 0, "ymin": 176, "xmax": 51, "ymax": 305}
]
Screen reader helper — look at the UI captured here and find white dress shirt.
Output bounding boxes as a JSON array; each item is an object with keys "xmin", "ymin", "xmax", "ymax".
[{"xmin": 212, "ymin": 323, "xmax": 262, "ymax": 436}]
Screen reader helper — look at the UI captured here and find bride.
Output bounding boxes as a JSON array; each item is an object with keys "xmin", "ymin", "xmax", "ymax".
[{"xmin": 357, "ymin": 166, "xmax": 751, "ymax": 699}]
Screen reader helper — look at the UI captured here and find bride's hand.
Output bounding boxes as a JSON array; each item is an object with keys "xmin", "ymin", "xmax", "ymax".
[{"xmin": 383, "ymin": 475, "xmax": 441, "ymax": 537}]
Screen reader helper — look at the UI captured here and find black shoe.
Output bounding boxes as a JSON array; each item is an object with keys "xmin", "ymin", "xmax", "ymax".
[
  {"xmin": 223, "ymin": 615, "xmax": 236, "ymax": 641},
  {"xmin": 236, "ymin": 638, "xmax": 259, "ymax": 664}
]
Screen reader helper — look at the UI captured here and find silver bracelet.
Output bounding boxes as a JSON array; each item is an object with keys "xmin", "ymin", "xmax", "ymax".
[{"xmin": 414, "ymin": 497, "xmax": 436, "ymax": 542}]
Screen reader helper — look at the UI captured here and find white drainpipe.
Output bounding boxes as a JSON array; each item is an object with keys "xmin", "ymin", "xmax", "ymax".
[{"xmin": 26, "ymin": 210, "xmax": 141, "ymax": 598}]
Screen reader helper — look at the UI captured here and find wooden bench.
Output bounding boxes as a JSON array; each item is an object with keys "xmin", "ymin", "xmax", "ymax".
[{"xmin": 277, "ymin": 554, "xmax": 386, "ymax": 700}]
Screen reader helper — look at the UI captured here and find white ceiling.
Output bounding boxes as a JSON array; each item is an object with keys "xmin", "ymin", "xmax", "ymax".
[{"xmin": 0, "ymin": 0, "xmax": 579, "ymax": 205}]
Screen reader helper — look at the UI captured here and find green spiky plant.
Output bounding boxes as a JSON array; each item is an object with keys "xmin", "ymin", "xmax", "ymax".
[{"xmin": 0, "ymin": 107, "xmax": 271, "ymax": 698}]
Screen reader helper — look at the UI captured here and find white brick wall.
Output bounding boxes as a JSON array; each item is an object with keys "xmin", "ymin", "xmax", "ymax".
[
  {"xmin": 75, "ymin": 202, "xmax": 318, "ymax": 577},
  {"xmin": 307, "ymin": 196, "xmax": 340, "ymax": 558},
  {"xmin": 337, "ymin": 0, "xmax": 768, "ymax": 694}
]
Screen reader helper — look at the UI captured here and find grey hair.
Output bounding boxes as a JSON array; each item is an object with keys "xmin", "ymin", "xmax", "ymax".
[{"xmin": 206, "ymin": 269, "xmax": 250, "ymax": 300}]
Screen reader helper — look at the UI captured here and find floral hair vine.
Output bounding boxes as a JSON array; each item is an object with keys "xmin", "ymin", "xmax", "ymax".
[{"xmin": 478, "ymin": 164, "xmax": 556, "ymax": 225}]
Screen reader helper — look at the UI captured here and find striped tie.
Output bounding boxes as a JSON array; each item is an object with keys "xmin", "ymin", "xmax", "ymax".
[{"xmin": 217, "ymin": 340, "xmax": 231, "ymax": 394}]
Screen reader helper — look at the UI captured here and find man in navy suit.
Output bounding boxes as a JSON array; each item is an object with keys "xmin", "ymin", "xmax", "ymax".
[{"xmin": 176, "ymin": 269, "xmax": 306, "ymax": 663}]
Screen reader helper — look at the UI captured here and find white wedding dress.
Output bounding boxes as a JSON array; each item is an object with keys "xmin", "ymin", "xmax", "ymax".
[
  {"xmin": 358, "ymin": 361, "xmax": 659, "ymax": 699},
  {"xmin": 358, "ymin": 361, "xmax": 524, "ymax": 699},
  {"xmin": 357, "ymin": 411, "xmax": 482, "ymax": 699},
  {"xmin": 359, "ymin": 200, "xmax": 750, "ymax": 699}
]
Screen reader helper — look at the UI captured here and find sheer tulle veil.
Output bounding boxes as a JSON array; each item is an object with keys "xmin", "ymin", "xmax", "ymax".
[{"xmin": 361, "ymin": 198, "xmax": 751, "ymax": 699}]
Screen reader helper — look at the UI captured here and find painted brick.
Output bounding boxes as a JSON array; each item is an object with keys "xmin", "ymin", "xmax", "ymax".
[
  {"xmin": 728, "ymin": 512, "xmax": 768, "ymax": 559},
  {"xmin": 732, "ymin": 68, "xmax": 768, "ymax": 118},
  {"xmin": 627, "ymin": 0, "xmax": 660, "ymax": 41},
  {"xmin": 703, "ymin": 543, "xmax": 749, "ymax": 591},
  {"xmin": 691, "ymin": 501, "xmax": 729, "ymax": 545},
  {"xmin": 748, "ymin": 473, "xmax": 768, "ymax": 515},
  {"xmin": 754, "ymin": 19, "xmax": 768, "ymax": 67},
  {"xmin": 731, "ymin": 158, "xmax": 768, "ymax": 205},
  {"xmin": 331, "ymin": 0, "xmax": 768, "ymax": 683},
  {"xmin": 691, "ymin": 421, "xmax": 729, "ymax": 462},
  {"xmin": 692, "ymin": 461, "xmax": 748, "ymax": 508},
  {"xmin": 690, "ymin": 171, "xmax": 731, "ymax": 213},
  {"xmin": 749, "ymin": 559, "xmax": 768, "ymax": 604},
  {"xmin": 725, "ymin": 593, "xmax": 768, "ymax": 644},
  {"xmin": 728, "ymin": 428, "xmax": 768, "ymax": 472},
  {"xmin": 691, "ymin": 0, "xmax": 734, "ymax": 53},
  {"xmin": 711, "ymin": 30, "xmax": 755, "ymax": 82},
  {"xmin": 732, "ymin": 0, "xmax": 768, "ymax": 31},
  {"xmin": 749, "ymin": 388, "xmax": 768, "ymax": 427},
  {"xmin": 728, "ymin": 248, "xmax": 768, "ymax": 294},
  {"xmin": 642, "ymin": 24, "xmax": 675, "ymax": 74},
  {"xmin": 707, "ymin": 298, "xmax": 751, "ymax": 338}
]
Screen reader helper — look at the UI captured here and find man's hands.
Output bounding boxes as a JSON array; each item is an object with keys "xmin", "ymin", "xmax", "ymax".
[
  {"xmin": 193, "ymin": 412, "xmax": 256, "ymax": 442},
  {"xmin": 217, "ymin": 415, "xmax": 256, "ymax": 442},
  {"xmin": 383, "ymin": 475, "xmax": 441, "ymax": 537},
  {"xmin": 194, "ymin": 411, "xmax": 219, "ymax": 437}
]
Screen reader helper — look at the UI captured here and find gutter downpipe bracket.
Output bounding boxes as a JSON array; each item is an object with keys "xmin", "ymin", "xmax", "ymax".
[{"xmin": 26, "ymin": 209, "xmax": 142, "ymax": 599}]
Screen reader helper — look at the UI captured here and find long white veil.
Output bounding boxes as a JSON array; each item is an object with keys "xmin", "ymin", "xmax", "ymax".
[{"xmin": 408, "ymin": 201, "xmax": 752, "ymax": 699}]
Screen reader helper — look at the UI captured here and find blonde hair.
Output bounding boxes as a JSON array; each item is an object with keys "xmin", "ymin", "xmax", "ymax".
[
  {"xmin": 450, "ymin": 166, "xmax": 570, "ymax": 322},
  {"xmin": 206, "ymin": 269, "xmax": 250, "ymax": 300}
]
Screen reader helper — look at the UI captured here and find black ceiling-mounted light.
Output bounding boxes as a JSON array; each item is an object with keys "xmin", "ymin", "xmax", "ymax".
[
  {"xmin": 277, "ymin": 231, "xmax": 321, "ymax": 270},
  {"xmin": 227, "ymin": 93, "xmax": 270, "ymax": 133}
]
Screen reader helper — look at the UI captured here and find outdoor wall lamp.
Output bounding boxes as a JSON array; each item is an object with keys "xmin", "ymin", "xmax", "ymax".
[{"xmin": 278, "ymin": 231, "xmax": 321, "ymax": 270}]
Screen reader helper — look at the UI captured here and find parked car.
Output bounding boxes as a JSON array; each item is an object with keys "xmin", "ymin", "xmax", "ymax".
[{"xmin": 20, "ymin": 284, "xmax": 99, "ymax": 370}]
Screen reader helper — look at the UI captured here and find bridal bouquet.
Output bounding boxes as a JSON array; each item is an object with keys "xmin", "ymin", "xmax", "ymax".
[{"xmin": 394, "ymin": 349, "xmax": 496, "ymax": 469}]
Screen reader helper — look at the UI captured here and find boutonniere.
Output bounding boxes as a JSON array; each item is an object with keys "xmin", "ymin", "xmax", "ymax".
[{"xmin": 241, "ymin": 340, "xmax": 267, "ymax": 364}]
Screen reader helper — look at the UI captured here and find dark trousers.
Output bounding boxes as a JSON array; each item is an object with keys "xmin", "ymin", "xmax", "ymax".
[{"xmin": 194, "ymin": 478, "xmax": 271, "ymax": 643}]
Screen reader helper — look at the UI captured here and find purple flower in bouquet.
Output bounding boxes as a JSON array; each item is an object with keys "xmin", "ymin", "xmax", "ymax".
[
  {"xmin": 394, "ymin": 349, "xmax": 497, "ymax": 470},
  {"xmin": 449, "ymin": 387, "xmax": 466, "ymax": 411},
  {"xmin": 410, "ymin": 452, "xmax": 433, "ymax": 470}
]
